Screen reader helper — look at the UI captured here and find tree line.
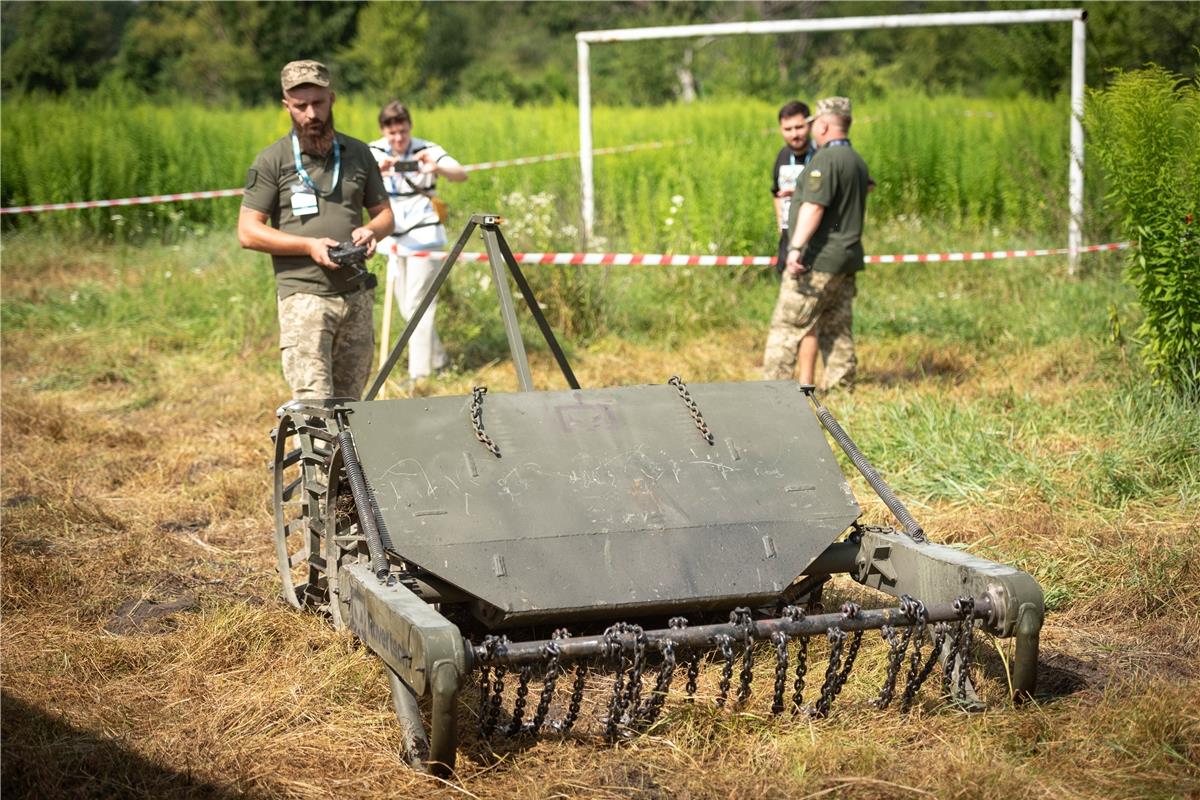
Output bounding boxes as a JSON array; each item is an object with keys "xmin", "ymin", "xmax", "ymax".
[{"xmin": 2, "ymin": 1, "xmax": 1197, "ymax": 106}]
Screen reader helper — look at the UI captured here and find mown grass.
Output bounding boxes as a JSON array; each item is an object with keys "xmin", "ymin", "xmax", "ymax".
[{"xmin": 3, "ymin": 212, "xmax": 1198, "ymax": 799}]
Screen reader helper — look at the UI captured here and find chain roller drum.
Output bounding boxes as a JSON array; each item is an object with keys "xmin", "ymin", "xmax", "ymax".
[{"xmin": 471, "ymin": 593, "xmax": 994, "ymax": 742}]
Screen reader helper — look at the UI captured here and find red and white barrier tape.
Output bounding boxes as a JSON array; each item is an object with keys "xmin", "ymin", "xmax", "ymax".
[
  {"xmin": 0, "ymin": 140, "xmax": 682, "ymax": 216},
  {"xmin": 390, "ymin": 241, "xmax": 1131, "ymax": 266},
  {"xmin": 0, "ymin": 188, "xmax": 246, "ymax": 216}
]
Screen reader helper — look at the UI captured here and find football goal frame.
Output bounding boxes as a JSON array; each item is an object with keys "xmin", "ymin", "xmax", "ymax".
[{"xmin": 576, "ymin": 9, "xmax": 1088, "ymax": 272}]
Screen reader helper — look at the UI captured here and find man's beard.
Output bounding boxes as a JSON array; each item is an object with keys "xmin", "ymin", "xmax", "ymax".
[{"xmin": 296, "ymin": 112, "xmax": 335, "ymax": 156}]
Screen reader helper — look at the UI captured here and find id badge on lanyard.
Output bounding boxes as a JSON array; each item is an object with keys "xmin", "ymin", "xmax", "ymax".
[
  {"xmin": 290, "ymin": 182, "xmax": 318, "ymax": 217},
  {"xmin": 290, "ymin": 131, "xmax": 339, "ymax": 218}
]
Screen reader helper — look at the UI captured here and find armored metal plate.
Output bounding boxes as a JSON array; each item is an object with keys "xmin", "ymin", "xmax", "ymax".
[{"xmin": 344, "ymin": 381, "xmax": 859, "ymax": 625}]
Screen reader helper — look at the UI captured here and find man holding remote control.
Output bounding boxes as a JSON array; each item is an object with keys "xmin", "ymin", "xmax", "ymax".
[{"xmin": 238, "ymin": 60, "xmax": 394, "ymax": 402}]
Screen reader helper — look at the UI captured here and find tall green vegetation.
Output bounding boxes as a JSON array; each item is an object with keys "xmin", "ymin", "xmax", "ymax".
[
  {"xmin": 1, "ymin": 93, "xmax": 1083, "ymax": 250},
  {"xmin": 1086, "ymin": 65, "xmax": 1200, "ymax": 394}
]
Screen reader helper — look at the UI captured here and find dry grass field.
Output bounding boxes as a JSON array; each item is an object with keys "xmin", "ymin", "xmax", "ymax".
[{"xmin": 2, "ymin": 236, "xmax": 1198, "ymax": 799}]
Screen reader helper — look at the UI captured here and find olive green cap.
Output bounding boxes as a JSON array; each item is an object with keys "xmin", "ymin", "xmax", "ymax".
[{"xmin": 281, "ymin": 60, "xmax": 331, "ymax": 92}]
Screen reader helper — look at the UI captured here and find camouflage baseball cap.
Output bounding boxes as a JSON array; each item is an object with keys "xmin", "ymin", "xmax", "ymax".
[
  {"xmin": 807, "ymin": 96, "xmax": 852, "ymax": 121},
  {"xmin": 281, "ymin": 60, "xmax": 331, "ymax": 92}
]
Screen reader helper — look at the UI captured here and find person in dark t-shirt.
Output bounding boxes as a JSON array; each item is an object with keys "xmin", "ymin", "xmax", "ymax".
[
  {"xmin": 238, "ymin": 60, "xmax": 393, "ymax": 402},
  {"xmin": 770, "ymin": 100, "xmax": 814, "ymax": 275},
  {"xmin": 763, "ymin": 97, "xmax": 870, "ymax": 392}
]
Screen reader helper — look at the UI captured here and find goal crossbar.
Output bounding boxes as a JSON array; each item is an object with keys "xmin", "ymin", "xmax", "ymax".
[{"xmin": 576, "ymin": 8, "xmax": 1088, "ymax": 272}]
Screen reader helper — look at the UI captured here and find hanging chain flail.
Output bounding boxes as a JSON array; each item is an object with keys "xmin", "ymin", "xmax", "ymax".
[
  {"xmin": 812, "ymin": 626, "xmax": 847, "ymax": 718},
  {"xmin": 527, "ymin": 640, "xmax": 561, "ymax": 735},
  {"xmin": 771, "ymin": 631, "xmax": 790, "ymax": 714},
  {"xmin": 732, "ymin": 607, "xmax": 755, "ymax": 706},
  {"xmin": 714, "ymin": 634, "xmax": 736, "ymax": 708}
]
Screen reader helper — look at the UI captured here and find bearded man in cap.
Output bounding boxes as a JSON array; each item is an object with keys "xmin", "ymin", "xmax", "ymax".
[
  {"xmin": 238, "ymin": 60, "xmax": 394, "ymax": 402},
  {"xmin": 762, "ymin": 96, "xmax": 870, "ymax": 392}
]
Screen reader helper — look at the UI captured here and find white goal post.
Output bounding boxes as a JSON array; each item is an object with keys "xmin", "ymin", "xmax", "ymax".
[{"xmin": 576, "ymin": 9, "xmax": 1088, "ymax": 272}]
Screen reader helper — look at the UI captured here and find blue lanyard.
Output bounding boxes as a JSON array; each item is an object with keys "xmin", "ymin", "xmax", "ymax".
[
  {"xmin": 291, "ymin": 131, "xmax": 340, "ymax": 198},
  {"xmin": 788, "ymin": 146, "xmax": 814, "ymax": 166},
  {"xmin": 825, "ymin": 139, "xmax": 852, "ymax": 148}
]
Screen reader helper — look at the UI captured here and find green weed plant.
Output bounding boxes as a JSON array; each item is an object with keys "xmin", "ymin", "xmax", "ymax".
[{"xmin": 1086, "ymin": 65, "xmax": 1200, "ymax": 394}]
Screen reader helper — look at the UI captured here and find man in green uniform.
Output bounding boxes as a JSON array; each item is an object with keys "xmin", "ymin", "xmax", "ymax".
[
  {"xmin": 762, "ymin": 96, "xmax": 869, "ymax": 391},
  {"xmin": 238, "ymin": 60, "xmax": 394, "ymax": 402}
]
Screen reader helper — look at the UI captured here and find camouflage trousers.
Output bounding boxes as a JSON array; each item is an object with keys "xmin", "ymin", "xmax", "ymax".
[
  {"xmin": 762, "ymin": 270, "xmax": 857, "ymax": 390},
  {"xmin": 277, "ymin": 289, "xmax": 375, "ymax": 401}
]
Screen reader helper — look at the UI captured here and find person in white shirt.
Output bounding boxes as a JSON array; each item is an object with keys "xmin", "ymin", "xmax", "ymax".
[{"xmin": 369, "ymin": 101, "xmax": 467, "ymax": 382}]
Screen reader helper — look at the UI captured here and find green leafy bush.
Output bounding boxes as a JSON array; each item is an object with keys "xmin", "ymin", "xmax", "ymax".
[{"xmin": 1086, "ymin": 65, "xmax": 1200, "ymax": 394}]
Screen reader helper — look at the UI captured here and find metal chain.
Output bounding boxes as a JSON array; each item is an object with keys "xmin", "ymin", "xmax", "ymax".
[
  {"xmin": 792, "ymin": 636, "xmax": 810, "ymax": 712},
  {"xmin": 812, "ymin": 626, "xmax": 847, "ymax": 718},
  {"xmin": 782, "ymin": 605, "xmax": 809, "ymax": 712},
  {"xmin": 559, "ymin": 663, "xmax": 588, "ymax": 733},
  {"xmin": 636, "ymin": 639, "xmax": 676, "ymax": 728},
  {"xmin": 620, "ymin": 627, "xmax": 648, "ymax": 727},
  {"xmin": 873, "ymin": 626, "xmax": 903, "ymax": 709},
  {"xmin": 873, "ymin": 595, "xmax": 920, "ymax": 709},
  {"xmin": 469, "ymin": 386, "xmax": 501, "ymax": 458},
  {"xmin": 830, "ymin": 603, "xmax": 863, "ymax": 701},
  {"xmin": 528, "ymin": 640, "xmax": 561, "ymax": 735},
  {"xmin": 899, "ymin": 599, "xmax": 930, "ymax": 711},
  {"xmin": 731, "ymin": 608, "xmax": 754, "ymax": 706},
  {"xmin": 771, "ymin": 631, "xmax": 789, "ymax": 714},
  {"xmin": 482, "ymin": 635, "xmax": 508, "ymax": 737},
  {"xmin": 901, "ymin": 622, "xmax": 949, "ymax": 712},
  {"xmin": 685, "ymin": 652, "xmax": 701, "ymax": 702},
  {"xmin": 549, "ymin": 628, "xmax": 588, "ymax": 734},
  {"xmin": 668, "ymin": 375, "xmax": 715, "ymax": 445},
  {"xmin": 506, "ymin": 664, "xmax": 533, "ymax": 735},
  {"xmin": 603, "ymin": 623, "xmax": 631, "ymax": 740},
  {"xmin": 670, "ymin": 617, "xmax": 700, "ymax": 703},
  {"xmin": 714, "ymin": 634, "xmax": 736, "ymax": 708},
  {"xmin": 953, "ymin": 596, "xmax": 976, "ymax": 701},
  {"xmin": 479, "ymin": 635, "xmax": 497, "ymax": 732},
  {"xmin": 942, "ymin": 596, "xmax": 975, "ymax": 698}
]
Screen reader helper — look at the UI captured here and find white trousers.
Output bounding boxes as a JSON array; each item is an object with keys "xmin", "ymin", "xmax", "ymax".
[{"xmin": 388, "ymin": 253, "xmax": 449, "ymax": 378}]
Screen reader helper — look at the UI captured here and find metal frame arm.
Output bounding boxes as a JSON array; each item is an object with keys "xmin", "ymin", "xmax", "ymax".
[
  {"xmin": 366, "ymin": 214, "xmax": 581, "ymax": 399},
  {"xmin": 365, "ymin": 217, "xmax": 482, "ymax": 400},
  {"xmin": 846, "ymin": 526, "xmax": 1044, "ymax": 700}
]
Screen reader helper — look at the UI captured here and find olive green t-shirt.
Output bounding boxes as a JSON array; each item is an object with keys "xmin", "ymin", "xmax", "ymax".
[
  {"xmin": 242, "ymin": 132, "xmax": 388, "ymax": 298},
  {"xmin": 787, "ymin": 143, "xmax": 870, "ymax": 274}
]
